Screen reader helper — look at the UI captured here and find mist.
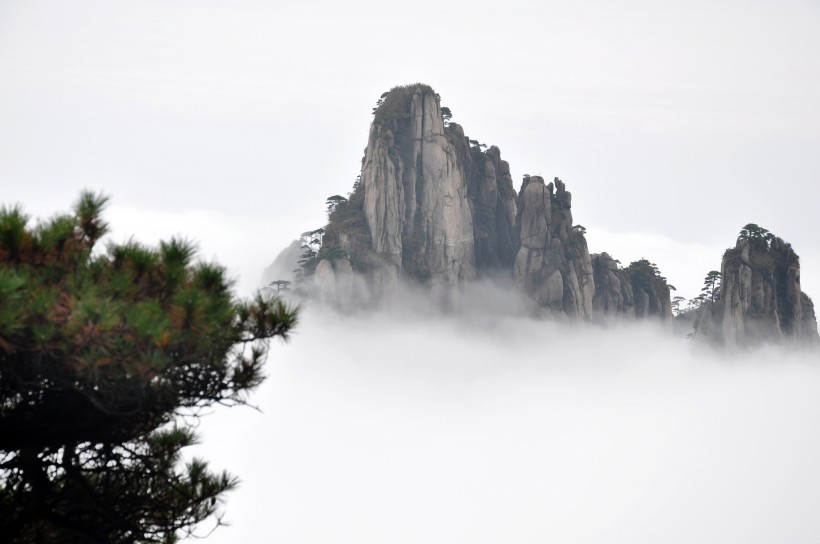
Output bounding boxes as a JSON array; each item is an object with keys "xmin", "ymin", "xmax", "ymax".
[{"xmin": 195, "ymin": 303, "xmax": 820, "ymax": 544}]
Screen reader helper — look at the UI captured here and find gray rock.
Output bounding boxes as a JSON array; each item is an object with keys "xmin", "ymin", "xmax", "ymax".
[
  {"xmin": 512, "ymin": 176, "xmax": 594, "ymax": 320},
  {"xmin": 301, "ymin": 84, "xmax": 674, "ymax": 321},
  {"xmin": 694, "ymin": 234, "xmax": 819, "ymax": 346},
  {"xmin": 591, "ymin": 252, "xmax": 635, "ymax": 318},
  {"xmin": 362, "ymin": 85, "xmax": 475, "ymax": 292},
  {"xmin": 313, "ymin": 259, "xmax": 336, "ymax": 307}
]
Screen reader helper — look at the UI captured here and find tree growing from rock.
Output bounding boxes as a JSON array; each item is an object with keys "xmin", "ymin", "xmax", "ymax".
[
  {"xmin": 625, "ymin": 258, "xmax": 674, "ymax": 291},
  {"xmin": 325, "ymin": 195, "xmax": 347, "ymax": 217},
  {"xmin": 441, "ymin": 106, "xmax": 452, "ymax": 126},
  {"xmin": 294, "ymin": 228, "xmax": 325, "ymax": 278},
  {"xmin": 701, "ymin": 270, "xmax": 721, "ymax": 302},
  {"xmin": 0, "ymin": 192, "xmax": 297, "ymax": 543},
  {"xmin": 739, "ymin": 223, "xmax": 773, "ymax": 249}
]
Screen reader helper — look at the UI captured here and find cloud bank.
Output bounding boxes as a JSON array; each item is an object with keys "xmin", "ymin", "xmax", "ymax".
[{"xmin": 196, "ymin": 307, "xmax": 820, "ymax": 544}]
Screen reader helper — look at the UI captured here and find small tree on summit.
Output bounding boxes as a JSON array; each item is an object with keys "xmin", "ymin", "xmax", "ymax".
[{"xmin": 739, "ymin": 223, "xmax": 773, "ymax": 249}]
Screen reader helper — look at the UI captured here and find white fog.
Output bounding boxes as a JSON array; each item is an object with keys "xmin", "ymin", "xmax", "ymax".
[{"xmin": 197, "ymin": 305, "xmax": 820, "ymax": 544}]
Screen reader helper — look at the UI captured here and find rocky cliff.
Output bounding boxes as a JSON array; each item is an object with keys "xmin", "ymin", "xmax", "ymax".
[
  {"xmin": 693, "ymin": 228, "xmax": 819, "ymax": 346},
  {"xmin": 288, "ymin": 83, "xmax": 673, "ymax": 319},
  {"xmin": 513, "ymin": 176, "xmax": 594, "ymax": 319},
  {"xmin": 361, "ymin": 86, "xmax": 479, "ymax": 300},
  {"xmin": 591, "ymin": 253, "xmax": 635, "ymax": 318}
]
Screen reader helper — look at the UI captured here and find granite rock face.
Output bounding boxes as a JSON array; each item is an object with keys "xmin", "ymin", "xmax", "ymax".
[
  {"xmin": 512, "ymin": 176, "xmax": 594, "ymax": 319},
  {"xmin": 282, "ymin": 84, "xmax": 673, "ymax": 319},
  {"xmin": 588, "ymin": 253, "xmax": 672, "ymax": 321},
  {"xmin": 361, "ymin": 86, "xmax": 477, "ymax": 297},
  {"xmin": 323, "ymin": 84, "xmax": 520, "ymax": 308},
  {"xmin": 264, "ymin": 85, "xmax": 820, "ymax": 350},
  {"xmin": 591, "ymin": 252, "xmax": 635, "ymax": 319},
  {"xmin": 694, "ymin": 234, "xmax": 819, "ymax": 346},
  {"xmin": 467, "ymin": 144, "xmax": 518, "ymax": 272}
]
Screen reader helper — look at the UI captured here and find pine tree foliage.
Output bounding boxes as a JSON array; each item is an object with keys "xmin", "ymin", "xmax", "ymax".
[{"xmin": 0, "ymin": 191, "xmax": 297, "ymax": 543}]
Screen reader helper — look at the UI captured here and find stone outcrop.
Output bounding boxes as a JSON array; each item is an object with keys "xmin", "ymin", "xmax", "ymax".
[
  {"xmin": 591, "ymin": 252, "xmax": 635, "ymax": 318},
  {"xmin": 312, "ymin": 258, "xmax": 362, "ymax": 310},
  {"xmin": 278, "ymin": 83, "xmax": 674, "ymax": 320},
  {"xmin": 361, "ymin": 86, "xmax": 477, "ymax": 295},
  {"xmin": 262, "ymin": 85, "xmax": 820, "ymax": 349},
  {"xmin": 467, "ymin": 144, "xmax": 518, "ymax": 271},
  {"xmin": 321, "ymin": 84, "xmax": 520, "ymax": 308},
  {"xmin": 512, "ymin": 176, "xmax": 594, "ymax": 319},
  {"xmin": 631, "ymin": 270, "xmax": 674, "ymax": 320},
  {"xmin": 694, "ymin": 233, "xmax": 819, "ymax": 346},
  {"xmin": 589, "ymin": 253, "xmax": 672, "ymax": 321}
]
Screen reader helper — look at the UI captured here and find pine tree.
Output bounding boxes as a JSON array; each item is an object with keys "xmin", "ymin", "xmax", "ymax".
[
  {"xmin": 0, "ymin": 191, "xmax": 297, "ymax": 543},
  {"xmin": 701, "ymin": 270, "xmax": 722, "ymax": 302}
]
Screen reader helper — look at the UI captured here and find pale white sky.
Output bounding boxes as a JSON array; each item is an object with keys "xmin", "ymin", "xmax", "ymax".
[
  {"xmin": 3, "ymin": 3, "xmax": 820, "ymax": 542},
  {"xmin": 2, "ymin": 0, "xmax": 819, "ymax": 300}
]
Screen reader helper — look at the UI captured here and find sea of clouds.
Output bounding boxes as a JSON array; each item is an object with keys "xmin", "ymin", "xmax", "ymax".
[{"xmin": 195, "ymin": 301, "xmax": 820, "ymax": 544}]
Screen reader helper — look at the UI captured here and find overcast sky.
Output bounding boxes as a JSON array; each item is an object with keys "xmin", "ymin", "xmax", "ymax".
[
  {"xmin": 1, "ymin": 0, "xmax": 819, "ymax": 300},
  {"xmin": 3, "ymin": 3, "xmax": 820, "ymax": 542}
]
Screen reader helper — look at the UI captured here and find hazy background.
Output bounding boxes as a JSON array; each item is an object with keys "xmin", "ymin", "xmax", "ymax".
[
  {"xmin": 1, "ymin": 0, "xmax": 819, "ymax": 301},
  {"xmin": 2, "ymin": 2, "xmax": 820, "ymax": 542}
]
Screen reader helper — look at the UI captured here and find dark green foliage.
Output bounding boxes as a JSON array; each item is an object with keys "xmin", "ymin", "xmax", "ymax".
[
  {"xmin": 441, "ymin": 106, "xmax": 452, "ymax": 125},
  {"xmin": 295, "ymin": 229, "xmax": 324, "ymax": 279},
  {"xmin": 0, "ymin": 191, "xmax": 297, "ymax": 543},
  {"xmin": 625, "ymin": 258, "xmax": 669, "ymax": 291},
  {"xmin": 728, "ymin": 224, "xmax": 799, "ymax": 274},
  {"xmin": 325, "ymin": 195, "xmax": 347, "ymax": 216},
  {"xmin": 701, "ymin": 270, "xmax": 721, "ymax": 302},
  {"xmin": 294, "ymin": 178, "xmax": 370, "ymax": 283},
  {"xmin": 738, "ymin": 223, "xmax": 773, "ymax": 250},
  {"xmin": 325, "ymin": 181, "xmax": 367, "ymax": 243},
  {"xmin": 372, "ymin": 83, "xmax": 434, "ymax": 126},
  {"xmin": 320, "ymin": 179, "xmax": 368, "ymax": 269},
  {"xmin": 624, "ymin": 258, "xmax": 674, "ymax": 317}
]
